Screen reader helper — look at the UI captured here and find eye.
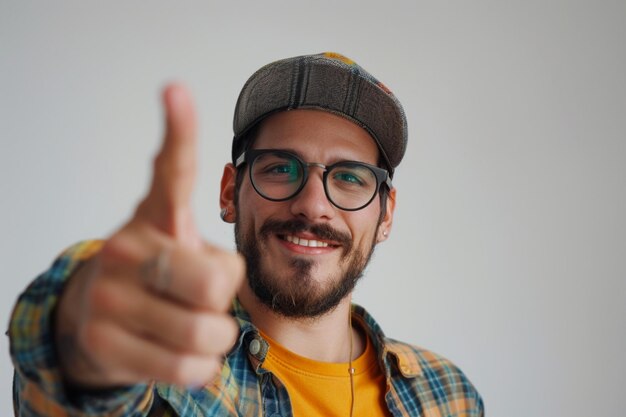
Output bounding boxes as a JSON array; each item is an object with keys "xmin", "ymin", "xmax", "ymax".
[
  {"xmin": 333, "ymin": 171, "xmax": 365, "ymax": 186},
  {"xmin": 253, "ymin": 155, "xmax": 302, "ymax": 182},
  {"xmin": 328, "ymin": 163, "xmax": 377, "ymax": 192},
  {"xmin": 267, "ymin": 163, "xmax": 295, "ymax": 174},
  {"xmin": 264, "ymin": 159, "xmax": 299, "ymax": 178}
]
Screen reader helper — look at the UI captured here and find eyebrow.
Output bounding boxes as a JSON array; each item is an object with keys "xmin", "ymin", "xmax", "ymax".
[{"xmin": 254, "ymin": 147, "xmax": 377, "ymax": 166}]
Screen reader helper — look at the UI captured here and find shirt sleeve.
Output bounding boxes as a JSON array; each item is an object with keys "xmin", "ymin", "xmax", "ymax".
[{"xmin": 8, "ymin": 240, "xmax": 154, "ymax": 417}]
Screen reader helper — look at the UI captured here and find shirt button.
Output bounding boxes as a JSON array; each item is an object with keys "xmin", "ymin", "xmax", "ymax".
[{"xmin": 249, "ymin": 338, "xmax": 262, "ymax": 356}]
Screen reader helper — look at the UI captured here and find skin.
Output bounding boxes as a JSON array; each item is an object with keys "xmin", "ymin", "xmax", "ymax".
[
  {"xmin": 220, "ymin": 109, "xmax": 396, "ymax": 362},
  {"xmin": 55, "ymin": 85, "xmax": 245, "ymax": 387},
  {"xmin": 54, "ymin": 85, "xmax": 395, "ymax": 390}
]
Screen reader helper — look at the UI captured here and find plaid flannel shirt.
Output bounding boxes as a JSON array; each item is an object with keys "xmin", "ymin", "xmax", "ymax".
[{"xmin": 9, "ymin": 241, "xmax": 484, "ymax": 416}]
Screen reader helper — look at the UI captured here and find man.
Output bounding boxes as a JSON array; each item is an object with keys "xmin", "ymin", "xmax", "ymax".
[{"xmin": 9, "ymin": 53, "xmax": 483, "ymax": 416}]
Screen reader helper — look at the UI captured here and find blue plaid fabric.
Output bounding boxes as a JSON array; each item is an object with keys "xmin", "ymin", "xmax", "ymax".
[{"xmin": 9, "ymin": 241, "xmax": 483, "ymax": 416}]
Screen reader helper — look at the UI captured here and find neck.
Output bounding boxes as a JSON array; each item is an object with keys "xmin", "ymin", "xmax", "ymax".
[{"xmin": 239, "ymin": 284, "xmax": 365, "ymax": 362}]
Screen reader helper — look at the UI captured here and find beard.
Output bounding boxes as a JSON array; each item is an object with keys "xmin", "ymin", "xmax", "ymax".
[{"xmin": 235, "ymin": 217, "xmax": 377, "ymax": 319}]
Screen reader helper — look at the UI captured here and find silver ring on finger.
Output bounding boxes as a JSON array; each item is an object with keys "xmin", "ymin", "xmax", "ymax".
[{"xmin": 140, "ymin": 248, "xmax": 172, "ymax": 294}]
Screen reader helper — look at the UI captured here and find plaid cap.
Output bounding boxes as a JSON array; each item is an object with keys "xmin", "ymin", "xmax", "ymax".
[{"xmin": 232, "ymin": 52, "xmax": 408, "ymax": 177}]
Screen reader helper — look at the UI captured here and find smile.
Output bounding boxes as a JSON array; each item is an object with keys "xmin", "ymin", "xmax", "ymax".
[{"xmin": 283, "ymin": 234, "xmax": 331, "ymax": 248}]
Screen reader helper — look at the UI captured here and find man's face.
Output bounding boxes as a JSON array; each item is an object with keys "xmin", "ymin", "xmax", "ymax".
[{"xmin": 231, "ymin": 109, "xmax": 393, "ymax": 318}]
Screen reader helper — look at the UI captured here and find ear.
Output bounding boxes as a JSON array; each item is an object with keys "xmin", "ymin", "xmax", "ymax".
[
  {"xmin": 376, "ymin": 187, "xmax": 396, "ymax": 243},
  {"xmin": 219, "ymin": 163, "xmax": 237, "ymax": 223}
]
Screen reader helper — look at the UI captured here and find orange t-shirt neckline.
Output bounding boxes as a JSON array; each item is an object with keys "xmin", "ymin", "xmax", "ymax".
[{"xmin": 259, "ymin": 328, "xmax": 390, "ymax": 416}]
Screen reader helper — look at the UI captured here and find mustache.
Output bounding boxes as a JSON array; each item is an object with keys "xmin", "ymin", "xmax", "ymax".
[{"xmin": 259, "ymin": 219, "xmax": 353, "ymax": 249}]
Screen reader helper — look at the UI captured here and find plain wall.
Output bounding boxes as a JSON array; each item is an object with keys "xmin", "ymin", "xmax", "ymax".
[{"xmin": 1, "ymin": 1, "xmax": 625, "ymax": 415}]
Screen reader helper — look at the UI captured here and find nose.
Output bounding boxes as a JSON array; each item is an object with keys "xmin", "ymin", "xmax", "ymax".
[{"xmin": 289, "ymin": 167, "xmax": 336, "ymax": 221}]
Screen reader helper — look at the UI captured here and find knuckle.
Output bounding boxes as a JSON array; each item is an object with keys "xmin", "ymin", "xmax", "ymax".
[
  {"xmin": 100, "ymin": 232, "xmax": 138, "ymax": 267},
  {"xmin": 204, "ymin": 358, "xmax": 223, "ymax": 381},
  {"xmin": 80, "ymin": 321, "xmax": 111, "ymax": 357},
  {"xmin": 211, "ymin": 317, "xmax": 239, "ymax": 353},
  {"xmin": 194, "ymin": 276, "xmax": 230, "ymax": 311},
  {"xmin": 88, "ymin": 280, "xmax": 125, "ymax": 315},
  {"xmin": 166, "ymin": 355, "xmax": 221, "ymax": 385},
  {"xmin": 191, "ymin": 273, "xmax": 215, "ymax": 306},
  {"xmin": 165, "ymin": 355, "xmax": 194, "ymax": 384},
  {"xmin": 208, "ymin": 286, "xmax": 232, "ymax": 312},
  {"xmin": 180, "ymin": 314, "xmax": 238, "ymax": 355},
  {"xmin": 88, "ymin": 280, "xmax": 116, "ymax": 313},
  {"xmin": 219, "ymin": 319, "xmax": 239, "ymax": 350},
  {"xmin": 100, "ymin": 239, "xmax": 121, "ymax": 261},
  {"xmin": 181, "ymin": 315, "xmax": 208, "ymax": 349},
  {"xmin": 227, "ymin": 318, "xmax": 240, "ymax": 342}
]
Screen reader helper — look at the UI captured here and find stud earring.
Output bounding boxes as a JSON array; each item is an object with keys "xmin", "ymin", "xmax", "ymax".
[
  {"xmin": 220, "ymin": 208, "xmax": 228, "ymax": 221},
  {"xmin": 382, "ymin": 230, "xmax": 388, "ymax": 237}
]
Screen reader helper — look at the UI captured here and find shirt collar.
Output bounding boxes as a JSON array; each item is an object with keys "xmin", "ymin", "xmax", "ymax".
[
  {"xmin": 351, "ymin": 304, "xmax": 423, "ymax": 378},
  {"xmin": 230, "ymin": 298, "xmax": 423, "ymax": 378}
]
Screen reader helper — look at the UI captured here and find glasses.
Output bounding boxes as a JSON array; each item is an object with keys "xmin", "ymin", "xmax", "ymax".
[{"xmin": 235, "ymin": 149, "xmax": 392, "ymax": 211}]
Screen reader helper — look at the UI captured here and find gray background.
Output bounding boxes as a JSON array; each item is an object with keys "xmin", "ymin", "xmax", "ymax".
[{"xmin": 1, "ymin": 1, "xmax": 625, "ymax": 415}]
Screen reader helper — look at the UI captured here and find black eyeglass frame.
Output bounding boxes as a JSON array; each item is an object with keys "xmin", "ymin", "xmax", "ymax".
[{"xmin": 235, "ymin": 149, "xmax": 393, "ymax": 211}]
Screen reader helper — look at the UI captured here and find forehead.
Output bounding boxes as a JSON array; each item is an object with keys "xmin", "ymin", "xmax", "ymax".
[{"xmin": 251, "ymin": 109, "xmax": 380, "ymax": 164}]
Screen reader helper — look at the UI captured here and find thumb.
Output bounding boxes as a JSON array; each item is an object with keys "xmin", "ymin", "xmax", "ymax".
[{"xmin": 136, "ymin": 83, "xmax": 200, "ymax": 245}]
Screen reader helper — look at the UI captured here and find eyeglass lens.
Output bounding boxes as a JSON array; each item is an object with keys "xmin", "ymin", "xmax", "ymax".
[{"xmin": 250, "ymin": 151, "xmax": 379, "ymax": 210}]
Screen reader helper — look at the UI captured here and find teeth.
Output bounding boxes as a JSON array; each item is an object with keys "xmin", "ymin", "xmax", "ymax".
[{"xmin": 285, "ymin": 235, "xmax": 329, "ymax": 247}]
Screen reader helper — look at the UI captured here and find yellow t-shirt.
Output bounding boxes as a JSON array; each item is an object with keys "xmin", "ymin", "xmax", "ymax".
[{"xmin": 260, "ymin": 329, "xmax": 391, "ymax": 417}]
